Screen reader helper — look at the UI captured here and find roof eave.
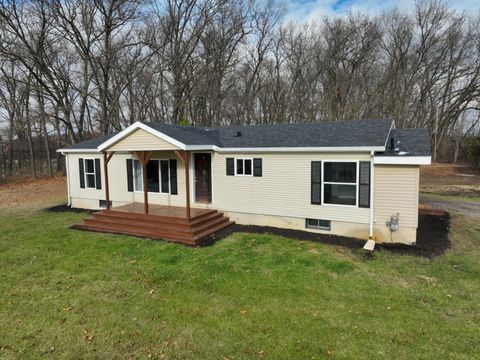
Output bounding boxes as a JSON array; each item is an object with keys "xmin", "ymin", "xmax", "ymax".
[
  {"xmin": 57, "ymin": 148, "xmax": 100, "ymax": 154},
  {"xmin": 374, "ymin": 156, "xmax": 431, "ymax": 165},
  {"xmin": 216, "ymin": 146, "xmax": 385, "ymax": 153},
  {"xmin": 59, "ymin": 145, "xmax": 386, "ymax": 153}
]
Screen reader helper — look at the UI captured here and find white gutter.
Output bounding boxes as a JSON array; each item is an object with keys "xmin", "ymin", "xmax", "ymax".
[
  {"xmin": 374, "ymin": 156, "xmax": 431, "ymax": 165},
  {"xmin": 215, "ymin": 146, "xmax": 385, "ymax": 153},
  {"xmin": 369, "ymin": 150, "xmax": 375, "ymax": 240},
  {"xmin": 57, "ymin": 148, "xmax": 100, "ymax": 153},
  {"xmin": 58, "ymin": 145, "xmax": 386, "ymax": 154},
  {"xmin": 64, "ymin": 152, "xmax": 71, "ymax": 206}
]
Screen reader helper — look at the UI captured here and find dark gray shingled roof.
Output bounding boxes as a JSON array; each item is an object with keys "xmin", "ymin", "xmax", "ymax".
[
  {"xmin": 207, "ymin": 119, "xmax": 393, "ymax": 148},
  {"xmin": 146, "ymin": 123, "xmax": 222, "ymax": 146},
  {"xmin": 63, "ymin": 119, "xmax": 395, "ymax": 150},
  {"xmin": 377, "ymin": 128, "xmax": 431, "ymax": 157},
  {"xmin": 65, "ymin": 132, "xmax": 118, "ymax": 150}
]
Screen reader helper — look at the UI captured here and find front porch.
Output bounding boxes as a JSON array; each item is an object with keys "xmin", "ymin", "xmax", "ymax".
[
  {"xmin": 73, "ymin": 203, "xmax": 233, "ymax": 245},
  {"xmin": 74, "ymin": 129, "xmax": 232, "ymax": 244}
]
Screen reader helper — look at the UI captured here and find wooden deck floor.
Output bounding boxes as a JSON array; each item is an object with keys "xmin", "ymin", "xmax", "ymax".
[
  {"xmin": 73, "ymin": 204, "xmax": 233, "ymax": 245},
  {"xmin": 112, "ymin": 203, "xmax": 211, "ymax": 219}
]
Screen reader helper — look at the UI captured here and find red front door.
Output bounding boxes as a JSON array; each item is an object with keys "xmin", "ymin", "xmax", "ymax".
[{"xmin": 194, "ymin": 153, "xmax": 212, "ymax": 203}]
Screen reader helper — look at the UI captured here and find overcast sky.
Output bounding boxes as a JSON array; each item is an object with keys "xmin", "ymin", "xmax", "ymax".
[{"xmin": 284, "ymin": 0, "xmax": 480, "ymax": 22}]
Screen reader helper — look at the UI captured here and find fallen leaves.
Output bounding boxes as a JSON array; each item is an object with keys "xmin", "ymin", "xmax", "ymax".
[{"xmin": 83, "ymin": 328, "xmax": 94, "ymax": 342}]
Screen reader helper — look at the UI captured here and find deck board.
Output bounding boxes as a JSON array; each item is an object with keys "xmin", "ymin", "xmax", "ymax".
[
  {"xmin": 111, "ymin": 203, "xmax": 211, "ymax": 218},
  {"xmin": 72, "ymin": 203, "xmax": 233, "ymax": 245}
]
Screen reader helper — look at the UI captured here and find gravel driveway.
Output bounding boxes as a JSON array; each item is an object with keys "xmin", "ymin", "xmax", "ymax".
[{"xmin": 420, "ymin": 196, "xmax": 480, "ymax": 218}]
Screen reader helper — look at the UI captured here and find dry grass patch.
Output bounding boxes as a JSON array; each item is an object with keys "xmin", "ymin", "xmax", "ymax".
[
  {"xmin": 0, "ymin": 176, "xmax": 66, "ymax": 209},
  {"xmin": 420, "ymin": 163, "xmax": 480, "ymax": 196}
]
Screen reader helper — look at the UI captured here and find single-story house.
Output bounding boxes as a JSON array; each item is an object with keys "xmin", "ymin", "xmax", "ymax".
[{"xmin": 58, "ymin": 119, "xmax": 431, "ymax": 246}]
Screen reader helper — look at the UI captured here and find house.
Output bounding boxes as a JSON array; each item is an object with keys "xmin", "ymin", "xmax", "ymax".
[{"xmin": 58, "ymin": 119, "xmax": 431, "ymax": 246}]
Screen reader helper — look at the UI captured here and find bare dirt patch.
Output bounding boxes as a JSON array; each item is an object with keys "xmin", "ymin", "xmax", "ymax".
[
  {"xmin": 0, "ymin": 176, "xmax": 66, "ymax": 209},
  {"xmin": 421, "ymin": 163, "xmax": 480, "ymax": 197}
]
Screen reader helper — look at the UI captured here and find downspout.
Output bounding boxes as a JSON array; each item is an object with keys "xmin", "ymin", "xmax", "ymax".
[
  {"xmin": 64, "ymin": 152, "xmax": 71, "ymax": 206},
  {"xmin": 369, "ymin": 150, "xmax": 375, "ymax": 239}
]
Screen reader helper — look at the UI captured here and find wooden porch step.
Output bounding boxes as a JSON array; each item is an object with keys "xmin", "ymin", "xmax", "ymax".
[
  {"xmin": 75, "ymin": 221, "xmax": 196, "ymax": 244},
  {"xmin": 96, "ymin": 208, "xmax": 219, "ymax": 224},
  {"xmin": 84, "ymin": 217, "xmax": 192, "ymax": 235},
  {"xmin": 86, "ymin": 213, "xmax": 231, "ymax": 237},
  {"xmin": 193, "ymin": 220, "xmax": 235, "ymax": 242},
  {"xmin": 190, "ymin": 216, "xmax": 231, "ymax": 236},
  {"xmin": 72, "ymin": 207, "xmax": 234, "ymax": 245},
  {"xmin": 92, "ymin": 210, "xmax": 223, "ymax": 226}
]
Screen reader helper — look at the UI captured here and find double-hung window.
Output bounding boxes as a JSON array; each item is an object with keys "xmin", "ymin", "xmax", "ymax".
[
  {"xmin": 84, "ymin": 159, "xmax": 96, "ymax": 189},
  {"xmin": 323, "ymin": 162, "xmax": 357, "ymax": 206},
  {"xmin": 236, "ymin": 158, "xmax": 252, "ymax": 176}
]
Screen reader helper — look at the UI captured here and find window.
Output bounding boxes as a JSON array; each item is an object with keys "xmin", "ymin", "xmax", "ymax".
[
  {"xmin": 160, "ymin": 160, "xmax": 169, "ymax": 193},
  {"xmin": 84, "ymin": 159, "xmax": 96, "ymax": 188},
  {"xmin": 99, "ymin": 200, "xmax": 112, "ymax": 208},
  {"xmin": 133, "ymin": 159, "xmax": 171, "ymax": 193},
  {"xmin": 227, "ymin": 158, "xmax": 262, "ymax": 177},
  {"xmin": 323, "ymin": 162, "xmax": 357, "ymax": 206},
  {"xmin": 235, "ymin": 158, "xmax": 253, "ymax": 176},
  {"xmin": 134, "ymin": 159, "xmax": 143, "ymax": 191},
  {"xmin": 146, "ymin": 160, "xmax": 160, "ymax": 192},
  {"xmin": 306, "ymin": 218, "xmax": 331, "ymax": 230}
]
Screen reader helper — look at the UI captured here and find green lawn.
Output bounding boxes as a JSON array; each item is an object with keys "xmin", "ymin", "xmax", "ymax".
[{"xmin": 1, "ymin": 203, "xmax": 479, "ymax": 359}]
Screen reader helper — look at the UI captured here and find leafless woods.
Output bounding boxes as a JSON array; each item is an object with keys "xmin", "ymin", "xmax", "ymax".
[{"xmin": 0, "ymin": 0, "xmax": 479, "ymax": 178}]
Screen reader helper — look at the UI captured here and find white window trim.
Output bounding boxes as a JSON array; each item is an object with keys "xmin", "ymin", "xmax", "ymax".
[
  {"xmin": 191, "ymin": 151, "xmax": 215, "ymax": 205},
  {"xmin": 84, "ymin": 158, "xmax": 96, "ymax": 189},
  {"xmin": 159, "ymin": 159, "xmax": 170, "ymax": 194},
  {"xmin": 133, "ymin": 158, "xmax": 173, "ymax": 195},
  {"xmin": 321, "ymin": 160, "xmax": 359, "ymax": 208},
  {"xmin": 234, "ymin": 157, "xmax": 253, "ymax": 176}
]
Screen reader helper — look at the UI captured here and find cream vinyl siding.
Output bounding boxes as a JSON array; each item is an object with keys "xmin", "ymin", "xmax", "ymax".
[
  {"xmin": 68, "ymin": 151, "xmax": 186, "ymax": 208},
  {"xmin": 374, "ymin": 165, "xmax": 419, "ymax": 228},
  {"xmin": 208, "ymin": 152, "xmax": 371, "ymax": 223},
  {"xmin": 68, "ymin": 153, "xmax": 134, "ymax": 205},
  {"xmin": 108, "ymin": 129, "xmax": 180, "ymax": 151}
]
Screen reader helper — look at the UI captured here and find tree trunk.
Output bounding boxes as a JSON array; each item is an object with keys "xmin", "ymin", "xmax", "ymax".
[
  {"xmin": 25, "ymin": 74, "xmax": 37, "ymax": 178},
  {"xmin": 7, "ymin": 112, "xmax": 14, "ymax": 176},
  {"xmin": 36, "ymin": 84, "xmax": 53, "ymax": 178}
]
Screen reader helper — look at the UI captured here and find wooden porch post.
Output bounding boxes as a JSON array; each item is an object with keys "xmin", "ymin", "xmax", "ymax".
[
  {"xmin": 174, "ymin": 150, "xmax": 191, "ymax": 222},
  {"xmin": 135, "ymin": 151, "xmax": 153, "ymax": 214},
  {"xmin": 142, "ymin": 156, "xmax": 148, "ymax": 214},
  {"xmin": 185, "ymin": 151, "xmax": 191, "ymax": 221},
  {"xmin": 103, "ymin": 151, "xmax": 114, "ymax": 210}
]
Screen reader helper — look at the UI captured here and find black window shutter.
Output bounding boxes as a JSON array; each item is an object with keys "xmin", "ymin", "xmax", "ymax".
[
  {"xmin": 226, "ymin": 158, "xmax": 234, "ymax": 176},
  {"xmin": 79, "ymin": 158, "xmax": 85, "ymax": 189},
  {"xmin": 169, "ymin": 159, "xmax": 178, "ymax": 195},
  {"xmin": 253, "ymin": 158, "xmax": 262, "ymax": 177},
  {"xmin": 126, "ymin": 159, "xmax": 133, "ymax": 192},
  {"xmin": 359, "ymin": 161, "xmax": 371, "ymax": 208},
  {"xmin": 95, "ymin": 158, "xmax": 102, "ymax": 190},
  {"xmin": 311, "ymin": 161, "xmax": 322, "ymax": 205}
]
